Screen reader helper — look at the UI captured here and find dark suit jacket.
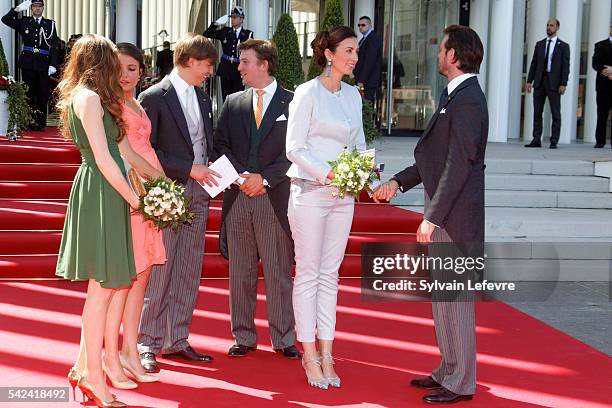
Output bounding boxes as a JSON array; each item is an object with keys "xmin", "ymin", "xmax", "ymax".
[
  {"xmin": 156, "ymin": 49, "xmax": 174, "ymax": 78},
  {"xmin": 138, "ymin": 76, "xmax": 216, "ymax": 185},
  {"xmin": 592, "ymin": 39, "xmax": 612, "ymax": 92},
  {"xmin": 527, "ymin": 38, "xmax": 570, "ymax": 90},
  {"xmin": 2, "ymin": 9, "xmax": 58, "ymax": 70},
  {"xmin": 394, "ymin": 76, "xmax": 488, "ymax": 243},
  {"xmin": 354, "ymin": 31, "xmax": 382, "ymax": 88},
  {"xmin": 214, "ymin": 85, "xmax": 293, "ymax": 259}
]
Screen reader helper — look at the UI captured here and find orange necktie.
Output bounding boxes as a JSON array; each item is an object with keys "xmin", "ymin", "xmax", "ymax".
[{"xmin": 255, "ymin": 89, "xmax": 265, "ymax": 129}]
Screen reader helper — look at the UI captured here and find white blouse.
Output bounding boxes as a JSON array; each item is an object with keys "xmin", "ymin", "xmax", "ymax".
[{"xmin": 286, "ymin": 77, "xmax": 367, "ymax": 184}]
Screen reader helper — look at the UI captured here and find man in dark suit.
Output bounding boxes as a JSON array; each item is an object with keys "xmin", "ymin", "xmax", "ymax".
[
  {"xmin": 137, "ymin": 33, "xmax": 221, "ymax": 373},
  {"xmin": 374, "ymin": 25, "xmax": 487, "ymax": 405},
  {"xmin": 213, "ymin": 39, "xmax": 300, "ymax": 360},
  {"xmin": 525, "ymin": 18, "xmax": 570, "ymax": 149},
  {"xmin": 155, "ymin": 41, "xmax": 174, "ymax": 78},
  {"xmin": 204, "ymin": 6, "xmax": 254, "ymax": 101},
  {"xmin": 591, "ymin": 23, "xmax": 612, "ymax": 148},
  {"xmin": 354, "ymin": 16, "xmax": 382, "ymax": 103},
  {"xmin": 2, "ymin": 0, "xmax": 58, "ymax": 131}
]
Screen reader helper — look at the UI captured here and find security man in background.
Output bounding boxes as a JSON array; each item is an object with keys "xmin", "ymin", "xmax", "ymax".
[
  {"xmin": 204, "ymin": 6, "xmax": 253, "ymax": 101},
  {"xmin": 2, "ymin": 0, "xmax": 58, "ymax": 131}
]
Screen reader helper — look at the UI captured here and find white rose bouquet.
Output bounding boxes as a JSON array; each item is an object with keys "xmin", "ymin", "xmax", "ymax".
[
  {"xmin": 133, "ymin": 176, "xmax": 194, "ymax": 230},
  {"xmin": 328, "ymin": 148, "xmax": 378, "ymax": 199}
]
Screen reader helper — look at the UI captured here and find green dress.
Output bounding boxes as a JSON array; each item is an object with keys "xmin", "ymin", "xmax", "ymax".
[{"xmin": 56, "ymin": 104, "xmax": 137, "ymax": 289}]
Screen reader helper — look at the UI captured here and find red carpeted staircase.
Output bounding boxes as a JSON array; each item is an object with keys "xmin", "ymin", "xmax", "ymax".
[{"xmin": 0, "ymin": 129, "xmax": 422, "ymax": 279}]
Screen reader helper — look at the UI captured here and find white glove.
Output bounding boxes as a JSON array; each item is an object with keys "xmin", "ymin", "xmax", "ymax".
[
  {"xmin": 15, "ymin": 0, "xmax": 32, "ymax": 12},
  {"xmin": 48, "ymin": 66, "xmax": 56, "ymax": 76},
  {"xmin": 215, "ymin": 14, "xmax": 229, "ymax": 25}
]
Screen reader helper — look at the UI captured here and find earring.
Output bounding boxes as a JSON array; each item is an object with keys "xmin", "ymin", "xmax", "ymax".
[{"xmin": 325, "ymin": 59, "xmax": 332, "ymax": 77}]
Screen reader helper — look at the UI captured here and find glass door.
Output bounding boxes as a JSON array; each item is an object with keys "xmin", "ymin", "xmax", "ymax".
[{"xmin": 380, "ymin": 0, "xmax": 458, "ymax": 135}]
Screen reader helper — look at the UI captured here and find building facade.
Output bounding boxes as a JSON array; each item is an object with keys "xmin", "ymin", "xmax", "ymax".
[{"xmin": 1, "ymin": 0, "xmax": 610, "ymax": 144}]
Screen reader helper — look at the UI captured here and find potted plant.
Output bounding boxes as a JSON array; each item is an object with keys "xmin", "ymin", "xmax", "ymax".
[{"xmin": 0, "ymin": 38, "xmax": 35, "ymax": 141}]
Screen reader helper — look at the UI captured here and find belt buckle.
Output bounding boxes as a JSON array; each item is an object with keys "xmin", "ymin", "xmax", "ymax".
[
  {"xmin": 33, "ymin": 47, "xmax": 40, "ymax": 53},
  {"xmin": 230, "ymin": 57, "xmax": 235, "ymax": 63}
]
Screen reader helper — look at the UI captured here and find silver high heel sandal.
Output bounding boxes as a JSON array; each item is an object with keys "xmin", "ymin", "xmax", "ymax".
[
  {"xmin": 301, "ymin": 356, "xmax": 329, "ymax": 390},
  {"xmin": 321, "ymin": 352, "xmax": 341, "ymax": 388},
  {"xmin": 119, "ymin": 353, "xmax": 158, "ymax": 383}
]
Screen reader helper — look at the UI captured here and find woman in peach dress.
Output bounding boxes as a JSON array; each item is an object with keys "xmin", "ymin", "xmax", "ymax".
[{"xmin": 102, "ymin": 43, "xmax": 167, "ymax": 389}]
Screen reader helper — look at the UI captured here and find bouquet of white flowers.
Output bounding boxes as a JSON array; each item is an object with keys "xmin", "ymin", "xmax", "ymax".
[
  {"xmin": 328, "ymin": 148, "xmax": 378, "ymax": 199},
  {"xmin": 133, "ymin": 176, "xmax": 194, "ymax": 230}
]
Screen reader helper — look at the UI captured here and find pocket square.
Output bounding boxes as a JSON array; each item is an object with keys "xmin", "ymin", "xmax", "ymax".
[
  {"xmin": 276, "ymin": 114, "xmax": 287, "ymax": 121},
  {"xmin": 440, "ymin": 108, "xmax": 447, "ymax": 114}
]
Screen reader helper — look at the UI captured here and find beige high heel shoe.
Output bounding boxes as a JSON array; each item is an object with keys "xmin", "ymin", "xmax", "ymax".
[
  {"xmin": 321, "ymin": 352, "xmax": 341, "ymax": 388},
  {"xmin": 119, "ymin": 353, "xmax": 158, "ymax": 383},
  {"xmin": 301, "ymin": 356, "xmax": 329, "ymax": 390},
  {"xmin": 101, "ymin": 359, "xmax": 138, "ymax": 390}
]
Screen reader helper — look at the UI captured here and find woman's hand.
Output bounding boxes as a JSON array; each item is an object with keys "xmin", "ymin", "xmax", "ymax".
[
  {"xmin": 326, "ymin": 170, "xmax": 335, "ymax": 181},
  {"xmin": 128, "ymin": 194, "xmax": 140, "ymax": 210}
]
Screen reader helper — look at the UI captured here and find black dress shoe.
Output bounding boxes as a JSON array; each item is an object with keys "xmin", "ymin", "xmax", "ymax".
[
  {"xmin": 227, "ymin": 344, "xmax": 256, "ymax": 357},
  {"xmin": 162, "ymin": 346, "xmax": 213, "ymax": 362},
  {"xmin": 410, "ymin": 376, "xmax": 443, "ymax": 390},
  {"xmin": 423, "ymin": 388, "xmax": 473, "ymax": 404},
  {"xmin": 549, "ymin": 143, "xmax": 557, "ymax": 149},
  {"xmin": 524, "ymin": 141, "xmax": 541, "ymax": 148},
  {"xmin": 273, "ymin": 345, "xmax": 302, "ymax": 359},
  {"xmin": 140, "ymin": 352, "xmax": 160, "ymax": 373},
  {"xmin": 594, "ymin": 144, "xmax": 604, "ymax": 148}
]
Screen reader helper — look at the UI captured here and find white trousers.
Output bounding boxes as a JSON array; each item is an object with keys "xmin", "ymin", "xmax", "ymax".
[{"xmin": 288, "ymin": 180, "xmax": 354, "ymax": 342}]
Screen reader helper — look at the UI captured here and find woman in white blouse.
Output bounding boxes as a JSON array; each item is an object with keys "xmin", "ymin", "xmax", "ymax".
[{"xmin": 286, "ymin": 26, "xmax": 365, "ymax": 390}]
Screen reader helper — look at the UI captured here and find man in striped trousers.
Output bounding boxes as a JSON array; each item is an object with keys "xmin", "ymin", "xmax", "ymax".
[
  {"xmin": 375, "ymin": 25, "xmax": 488, "ymax": 404},
  {"xmin": 213, "ymin": 39, "xmax": 300, "ymax": 359}
]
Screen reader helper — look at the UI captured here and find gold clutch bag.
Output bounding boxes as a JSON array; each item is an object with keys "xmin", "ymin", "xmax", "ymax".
[{"xmin": 127, "ymin": 167, "xmax": 147, "ymax": 197}]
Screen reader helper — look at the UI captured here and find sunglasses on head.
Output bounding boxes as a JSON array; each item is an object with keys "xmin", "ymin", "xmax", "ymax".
[{"xmin": 358, "ymin": 24, "xmax": 367, "ymax": 27}]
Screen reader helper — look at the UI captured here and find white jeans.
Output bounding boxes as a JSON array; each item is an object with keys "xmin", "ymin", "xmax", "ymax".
[{"xmin": 288, "ymin": 179, "xmax": 354, "ymax": 342}]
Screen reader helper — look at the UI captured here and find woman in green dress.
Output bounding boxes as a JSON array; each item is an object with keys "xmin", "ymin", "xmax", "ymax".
[{"xmin": 55, "ymin": 34, "xmax": 162, "ymax": 407}]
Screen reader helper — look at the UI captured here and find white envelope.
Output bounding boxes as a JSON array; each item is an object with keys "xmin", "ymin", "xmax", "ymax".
[
  {"xmin": 276, "ymin": 114, "xmax": 287, "ymax": 121},
  {"xmin": 197, "ymin": 154, "xmax": 240, "ymax": 198}
]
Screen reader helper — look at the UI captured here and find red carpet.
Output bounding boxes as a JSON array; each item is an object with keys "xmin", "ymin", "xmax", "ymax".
[
  {"xmin": 0, "ymin": 279, "xmax": 609, "ymax": 408},
  {"xmin": 0, "ymin": 129, "xmax": 422, "ymax": 279}
]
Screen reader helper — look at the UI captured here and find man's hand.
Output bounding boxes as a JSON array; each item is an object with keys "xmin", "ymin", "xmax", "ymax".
[
  {"xmin": 239, "ymin": 173, "xmax": 266, "ymax": 197},
  {"xmin": 215, "ymin": 14, "xmax": 229, "ymax": 25},
  {"xmin": 416, "ymin": 220, "xmax": 436, "ymax": 244},
  {"xmin": 15, "ymin": 0, "xmax": 31, "ymax": 12},
  {"xmin": 48, "ymin": 66, "xmax": 57, "ymax": 76},
  {"xmin": 372, "ymin": 179, "xmax": 399, "ymax": 203},
  {"xmin": 559, "ymin": 85, "xmax": 566, "ymax": 95},
  {"xmin": 602, "ymin": 65, "xmax": 612, "ymax": 77},
  {"xmin": 190, "ymin": 163, "xmax": 221, "ymax": 187},
  {"xmin": 525, "ymin": 83, "xmax": 532, "ymax": 93}
]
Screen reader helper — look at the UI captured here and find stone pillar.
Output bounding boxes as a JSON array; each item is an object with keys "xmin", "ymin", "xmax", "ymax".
[
  {"xmin": 245, "ymin": 0, "xmax": 270, "ymax": 39},
  {"xmin": 469, "ymin": 0, "xmax": 490, "ymax": 94},
  {"xmin": 556, "ymin": 0, "xmax": 583, "ymax": 143},
  {"xmin": 583, "ymin": 1, "xmax": 612, "ymax": 143},
  {"xmin": 522, "ymin": 0, "xmax": 551, "ymax": 142},
  {"xmin": 116, "ymin": 0, "xmax": 138, "ymax": 44}
]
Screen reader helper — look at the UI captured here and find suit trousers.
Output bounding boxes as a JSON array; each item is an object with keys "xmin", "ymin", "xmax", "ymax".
[
  {"xmin": 595, "ymin": 91, "xmax": 612, "ymax": 146},
  {"xmin": 138, "ymin": 179, "xmax": 209, "ymax": 354},
  {"xmin": 21, "ymin": 68, "xmax": 50, "ymax": 128},
  {"xmin": 288, "ymin": 179, "xmax": 354, "ymax": 342},
  {"xmin": 532, "ymin": 80, "xmax": 561, "ymax": 144},
  {"xmin": 425, "ymin": 193, "xmax": 476, "ymax": 395},
  {"xmin": 226, "ymin": 192, "xmax": 295, "ymax": 348}
]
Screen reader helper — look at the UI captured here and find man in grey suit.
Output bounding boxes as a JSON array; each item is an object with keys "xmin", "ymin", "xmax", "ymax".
[
  {"xmin": 137, "ymin": 33, "xmax": 221, "ymax": 372},
  {"xmin": 213, "ymin": 39, "xmax": 300, "ymax": 359},
  {"xmin": 375, "ymin": 25, "xmax": 488, "ymax": 404}
]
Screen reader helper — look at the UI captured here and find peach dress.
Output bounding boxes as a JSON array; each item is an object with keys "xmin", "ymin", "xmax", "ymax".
[{"xmin": 122, "ymin": 101, "xmax": 167, "ymax": 273}]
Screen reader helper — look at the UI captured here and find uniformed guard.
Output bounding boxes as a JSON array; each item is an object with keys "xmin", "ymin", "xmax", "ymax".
[
  {"xmin": 2, "ymin": 0, "xmax": 58, "ymax": 131},
  {"xmin": 204, "ymin": 6, "xmax": 253, "ymax": 101}
]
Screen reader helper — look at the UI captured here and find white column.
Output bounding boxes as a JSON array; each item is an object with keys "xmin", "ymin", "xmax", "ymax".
[
  {"xmin": 116, "ymin": 0, "xmax": 138, "ymax": 44},
  {"xmin": 583, "ymin": 0, "xmax": 612, "ymax": 143},
  {"xmin": 507, "ymin": 0, "xmax": 526, "ymax": 140},
  {"xmin": 245, "ymin": 0, "xmax": 269, "ymax": 39},
  {"xmin": 522, "ymin": 0, "xmax": 551, "ymax": 142},
  {"xmin": 0, "ymin": 0, "xmax": 14, "ymax": 76},
  {"xmin": 487, "ymin": 0, "xmax": 523, "ymax": 143},
  {"xmin": 354, "ymin": 0, "xmax": 375, "ymax": 30},
  {"xmin": 469, "ymin": 0, "xmax": 490, "ymax": 94},
  {"xmin": 556, "ymin": 0, "xmax": 583, "ymax": 144}
]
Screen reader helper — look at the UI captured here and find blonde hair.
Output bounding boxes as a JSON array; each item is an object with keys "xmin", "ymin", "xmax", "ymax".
[
  {"xmin": 55, "ymin": 34, "xmax": 126, "ymax": 141},
  {"xmin": 173, "ymin": 33, "xmax": 217, "ymax": 68}
]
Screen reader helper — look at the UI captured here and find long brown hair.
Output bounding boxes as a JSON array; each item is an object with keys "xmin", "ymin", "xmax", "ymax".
[{"xmin": 55, "ymin": 34, "xmax": 126, "ymax": 141}]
